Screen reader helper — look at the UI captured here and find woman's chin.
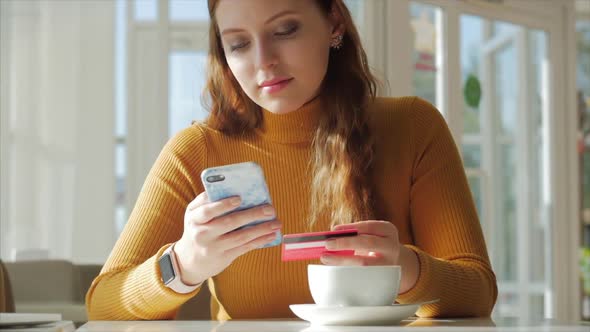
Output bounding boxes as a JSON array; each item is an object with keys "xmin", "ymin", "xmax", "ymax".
[{"xmin": 258, "ymin": 98, "xmax": 303, "ymax": 115}]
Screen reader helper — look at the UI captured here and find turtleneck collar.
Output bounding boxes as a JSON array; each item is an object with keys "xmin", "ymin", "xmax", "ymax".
[{"xmin": 256, "ymin": 96, "xmax": 323, "ymax": 144}]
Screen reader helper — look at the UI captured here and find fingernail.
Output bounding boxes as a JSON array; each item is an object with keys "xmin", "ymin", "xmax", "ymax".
[
  {"xmin": 263, "ymin": 206, "xmax": 275, "ymax": 216},
  {"xmin": 325, "ymin": 239, "xmax": 335, "ymax": 250},
  {"xmin": 271, "ymin": 221, "xmax": 282, "ymax": 229},
  {"xmin": 320, "ymin": 255, "xmax": 332, "ymax": 264},
  {"xmin": 230, "ymin": 197, "xmax": 241, "ymax": 206}
]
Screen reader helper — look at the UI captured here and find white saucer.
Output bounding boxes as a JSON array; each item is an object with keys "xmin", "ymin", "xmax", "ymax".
[{"xmin": 290, "ymin": 301, "xmax": 436, "ymax": 326}]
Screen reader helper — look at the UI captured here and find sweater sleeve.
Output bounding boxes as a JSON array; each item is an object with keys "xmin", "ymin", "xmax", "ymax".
[
  {"xmin": 396, "ymin": 97, "xmax": 498, "ymax": 317},
  {"xmin": 86, "ymin": 125, "xmax": 208, "ymax": 320}
]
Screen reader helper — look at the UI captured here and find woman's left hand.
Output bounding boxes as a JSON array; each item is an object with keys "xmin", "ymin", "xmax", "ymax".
[
  {"xmin": 321, "ymin": 220, "xmax": 401, "ymax": 266},
  {"xmin": 322, "ymin": 220, "xmax": 420, "ymax": 293}
]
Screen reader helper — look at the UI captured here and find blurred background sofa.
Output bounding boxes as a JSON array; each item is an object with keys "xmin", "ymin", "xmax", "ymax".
[
  {"xmin": 1, "ymin": 260, "xmax": 211, "ymax": 324},
  {"xmin": 3, "ymin": 260, "xmax": 100, "ymax": 325}
]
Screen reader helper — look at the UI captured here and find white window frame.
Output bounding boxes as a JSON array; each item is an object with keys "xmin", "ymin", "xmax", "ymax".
[
  {"xmin": 0, "ymin": 0, "xmax": 12, "ymax": 261},
  {"xmin": 388, "ymin": 0, "xmax": 579, "ymax": 322},
  {"xmin": 126, "ymin": 0, "xmax": 211, "ymax": 210}
]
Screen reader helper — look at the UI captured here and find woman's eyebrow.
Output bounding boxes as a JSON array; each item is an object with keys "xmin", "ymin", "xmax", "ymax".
[
  {"xmin": 264, "ymin": 10, "xmax": 298, "ymax": 24},
  {"xmin": 221, "ymin": 10, "xmax": 298, "ymax": 36}
]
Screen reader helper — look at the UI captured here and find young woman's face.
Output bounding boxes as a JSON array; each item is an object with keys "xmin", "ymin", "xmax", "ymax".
[{"xmin": 215, "ymin": 0, "xmax": 336, "ymax": 114}]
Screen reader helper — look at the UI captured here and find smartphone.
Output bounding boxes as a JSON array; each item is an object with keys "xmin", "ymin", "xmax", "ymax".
[{"xmin": 200, "ymin": 161, "xmax": 281, "ymax": 248}]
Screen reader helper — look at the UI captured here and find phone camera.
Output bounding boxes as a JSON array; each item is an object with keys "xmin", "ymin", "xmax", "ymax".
[{"xmin": 206, "ymin": 175, "xmax": 225, "ymax": 183}]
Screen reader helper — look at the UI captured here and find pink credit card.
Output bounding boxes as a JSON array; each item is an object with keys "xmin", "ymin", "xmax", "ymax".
[{"xmin": 281, "ymin": 229, "xmax": 358, "ymax": 261}]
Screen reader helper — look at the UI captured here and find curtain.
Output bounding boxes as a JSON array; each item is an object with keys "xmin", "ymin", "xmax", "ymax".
[{"xmin": 1, "ymin": 0, "xmax": 116, "ymax": 264}]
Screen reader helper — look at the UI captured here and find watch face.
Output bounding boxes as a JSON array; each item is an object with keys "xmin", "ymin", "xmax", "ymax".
[{"xmin": 159, "ymin": 253, "xmax": 175, "ymax": 285}]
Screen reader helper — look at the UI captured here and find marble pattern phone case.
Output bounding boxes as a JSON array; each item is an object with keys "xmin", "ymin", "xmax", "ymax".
[{"xmin": 200, "ymin": 161, "xmax": 281, "ymax": 248}]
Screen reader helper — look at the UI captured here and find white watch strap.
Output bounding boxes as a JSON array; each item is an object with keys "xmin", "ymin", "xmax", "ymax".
[{"xmin": 162, "ymin": 244, "xmax": 202, "ymax": 294}]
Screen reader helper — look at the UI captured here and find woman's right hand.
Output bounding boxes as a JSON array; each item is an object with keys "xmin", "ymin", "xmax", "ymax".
[{"xmin": 172, "ymin": 191, "xmax": 282, "ymax": 285}]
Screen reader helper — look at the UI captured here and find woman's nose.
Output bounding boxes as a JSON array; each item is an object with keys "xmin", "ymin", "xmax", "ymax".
[{"xmin": 255, "ymin": 40, "xmax": 278, "ymax": 69}]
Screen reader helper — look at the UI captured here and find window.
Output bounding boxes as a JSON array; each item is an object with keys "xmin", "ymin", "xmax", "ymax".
[
  {"xmin": 169, "ymin": 0, "xmax": 209, "ymax": 21},
  {"xmin": 134, "ymin": 0, "xmax": 157, "ymax": 21},
  {"xmin": 409, "ymin": 0, "xmax": 557, "ymax": 321},
  {"xmin": 576, "ymin": 9, "xmax": 590, "ymax": 321},
  {"xmin": 115, "ymin": 0, "xmax": 128, "ymax": 234},
  {"xmin": 168, "ymin": 52, "xmax": 208, "ymax": 137},
  {"xmin": 577, "ymin": 19, "xmax": 590, "ymax": 223},
  {"xmin": 409, "ymin": 2, "xmax": 439, "ymax": 105},
  {"xmin": 459, "ymin": 14, "xmax": 550, "ymax": 321}
]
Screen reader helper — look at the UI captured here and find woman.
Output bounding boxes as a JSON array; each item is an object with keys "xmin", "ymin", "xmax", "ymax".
[{"xmin": 86, "ymin": 0, "xmax": 497, "ymax": 320}]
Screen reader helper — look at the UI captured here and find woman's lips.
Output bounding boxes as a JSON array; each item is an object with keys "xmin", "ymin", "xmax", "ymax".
[{"xmin": 260, "ymin": 78, "xmax": 293, "ymax": 94}]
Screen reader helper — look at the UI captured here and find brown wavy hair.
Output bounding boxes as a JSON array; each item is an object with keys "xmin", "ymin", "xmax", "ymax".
[{"xmin": 205, "ymin": 0, "xmax": 378, "ymax": 228}]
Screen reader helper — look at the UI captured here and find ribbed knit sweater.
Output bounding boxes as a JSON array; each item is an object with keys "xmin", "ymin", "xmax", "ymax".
[{"xmin": 86, "ymin": 96, "xmax": 497, "ymax": 320}]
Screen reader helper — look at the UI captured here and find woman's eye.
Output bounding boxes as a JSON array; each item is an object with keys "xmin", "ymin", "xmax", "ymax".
[
  {"xmin": 230, "ymin": 41, "xmax": 249, "ymax": 52},
  {"xmin": 275, "ymin": 24, "xmax": 299, "ymax": 37}
]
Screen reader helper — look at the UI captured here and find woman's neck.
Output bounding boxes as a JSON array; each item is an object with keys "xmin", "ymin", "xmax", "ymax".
[{"xmin": 256, "ymin": 96, "xmax": 323, "ymax": 144}]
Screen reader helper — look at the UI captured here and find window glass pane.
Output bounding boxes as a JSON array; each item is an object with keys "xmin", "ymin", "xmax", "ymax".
[
  {"xmin": 115, "ymin": 205, "xmax": 127, "ymax": 235},
  {"xmin": 467, "ymin": 175, "xmax": 483, "ymax": 221},
  {"xmin": 529, "ymin": 222, "xmax": 545, "ymax": 282},
  {"xmin": 461, "ymin": 15, "xmax": 482, "ymax": 134},
  {"xmin": 497, "ymin": 143, "xmax": 517, "ymax": 282},
  {"xmin": 495, "ymin": 44, "xmax": 517, "ymax": 136},
  {"xmin": 459, "ymin": 14, "xmax": 550, "ymax": 323},
  {"xmin": 496, "ymin": 292, "xmax": 519, "ymax": 320},
  {"xmin": 410, "ymin": 2, "xmax": 439, "ymax": 105},
  {"xmin": 529, "ymin": 295, "xmax": 545, "ymax": 322},
  {"xmin": 577, "ymin": 21, "xmax": 590, "ymax": 215},
  {"xmin": 115, "ymin": 144, "xmax": 126, "ymax": 179},
  {"xmin": 585, "ymin": 152, "xmax": 590, "ymax": 213},
  {"xmin": 134, "ymin": 0, "xmax": 157, "ymax": 22},
  {"xmin": 115, "ymin": 0, "xmax": 128, "ymax": 235},
  {"xmin": 529, "ymin": 30, "xmax": 547, "ymax": 284},
  {"xmin": 170, "ymin": 0, "xmax": 209, "ymax": 22},
  {"xmin": 344, "ymin": 0, "xmax": 364, "ymax": 30},
  {"xmin": 578, "ymin": 21, "xmax": 590, "ymax": 94},
  {"xmin": 493, "ymin": 21, "xmax": 519, "ymax": 38},
  {"xmin": 576, "ymin": 17, "xmax": 590, "ymax": 321},
  {"xmin": 116, "ymin": 0, "xmax": 127, "ymax": 137},
  {"xmin": 115, "ymin": 143, "xmax": 127, "ymax": 234},
  {"xmin": 169, "ymin": 52, "xmax": 208, "ymax": 137},
  {"xmin": 462, "ymin": 144, "xmax": 481, "ymax": 168}
]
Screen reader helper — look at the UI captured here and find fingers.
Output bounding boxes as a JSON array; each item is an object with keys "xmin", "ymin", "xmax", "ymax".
[
  {"xmin": 320, "ymin": 253, "xmax": 387, "ymax": 266},
  {"xmin": 186, "ymin": 195, "xmax": 242, "ymax": 225},
  {"xmin": 325, "ymin": 222, "xmax": 401, "ymax": 266},
  {"xmin": 325, "ymin": 234, "xmax": 388, "ymax": 251},
  {"xmin": 332, "ymin": 220, "xmax": 396, "ymax": 237},
  {"xmin": 187, "ymin": 191, "xmax": 209, "ymax": 212},
  {"xmin": 209, "ymin": 204, "xmax": 276, "ymax": 237},
  {"xmin": 224, "ymin": 231, "xmax": 280, "ymax": 260},
  {"xmin": 217, "ymin": 219, "xmax": 282, "ymax": 250},
  {"xmin": 185, "ymin": 198, "xmax": 279, "ymax": 249}
]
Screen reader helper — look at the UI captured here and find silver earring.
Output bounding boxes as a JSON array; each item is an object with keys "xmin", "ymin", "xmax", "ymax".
[{"xmin": 330, "ymin": 34, "xmax": 343, "ymax": 50}]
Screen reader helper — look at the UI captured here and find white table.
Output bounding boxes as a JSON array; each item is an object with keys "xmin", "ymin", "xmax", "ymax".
[
  {"xmin": 1, "ymin": 321, "xmax": 75, "ymax": 332},
  {"xmin": 0, "ymin": 313, "xmax": 75, "ymax": 332},
  {"xmin": 76, "ymin": 318, "xmax": 590, "ymax": 332}
]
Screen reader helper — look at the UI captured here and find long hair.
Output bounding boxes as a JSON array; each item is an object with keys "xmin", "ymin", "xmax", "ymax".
[{"xmin": 205, "ymin": 0, "xmax": 378, "ymax": 227}]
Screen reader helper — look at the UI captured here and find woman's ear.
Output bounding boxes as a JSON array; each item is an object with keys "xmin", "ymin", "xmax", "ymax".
[{"xmin": 328, "ymin": 6, "xmax": 345, "ymax": 38}]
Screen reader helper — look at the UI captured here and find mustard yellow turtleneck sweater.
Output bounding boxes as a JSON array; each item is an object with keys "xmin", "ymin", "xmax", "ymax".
[{"xmin": 86, "ymin": 96, "xmax": 497, "ymax": 320}]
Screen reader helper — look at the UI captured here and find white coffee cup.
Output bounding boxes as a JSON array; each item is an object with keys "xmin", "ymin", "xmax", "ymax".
[{"xmin": 307, "ymin": 264, "xmax": 401, "ymax": 307}]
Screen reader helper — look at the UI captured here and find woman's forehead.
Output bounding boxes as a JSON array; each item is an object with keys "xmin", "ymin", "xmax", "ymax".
[{"xmin": 215, "ymin": 0, "xmax": 318, "ymax": 29}]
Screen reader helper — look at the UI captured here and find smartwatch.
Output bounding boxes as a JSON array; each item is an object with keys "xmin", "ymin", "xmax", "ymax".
[{"xmin": 158, "ymin": 244, "xmax": 200, "ymax": 294}]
